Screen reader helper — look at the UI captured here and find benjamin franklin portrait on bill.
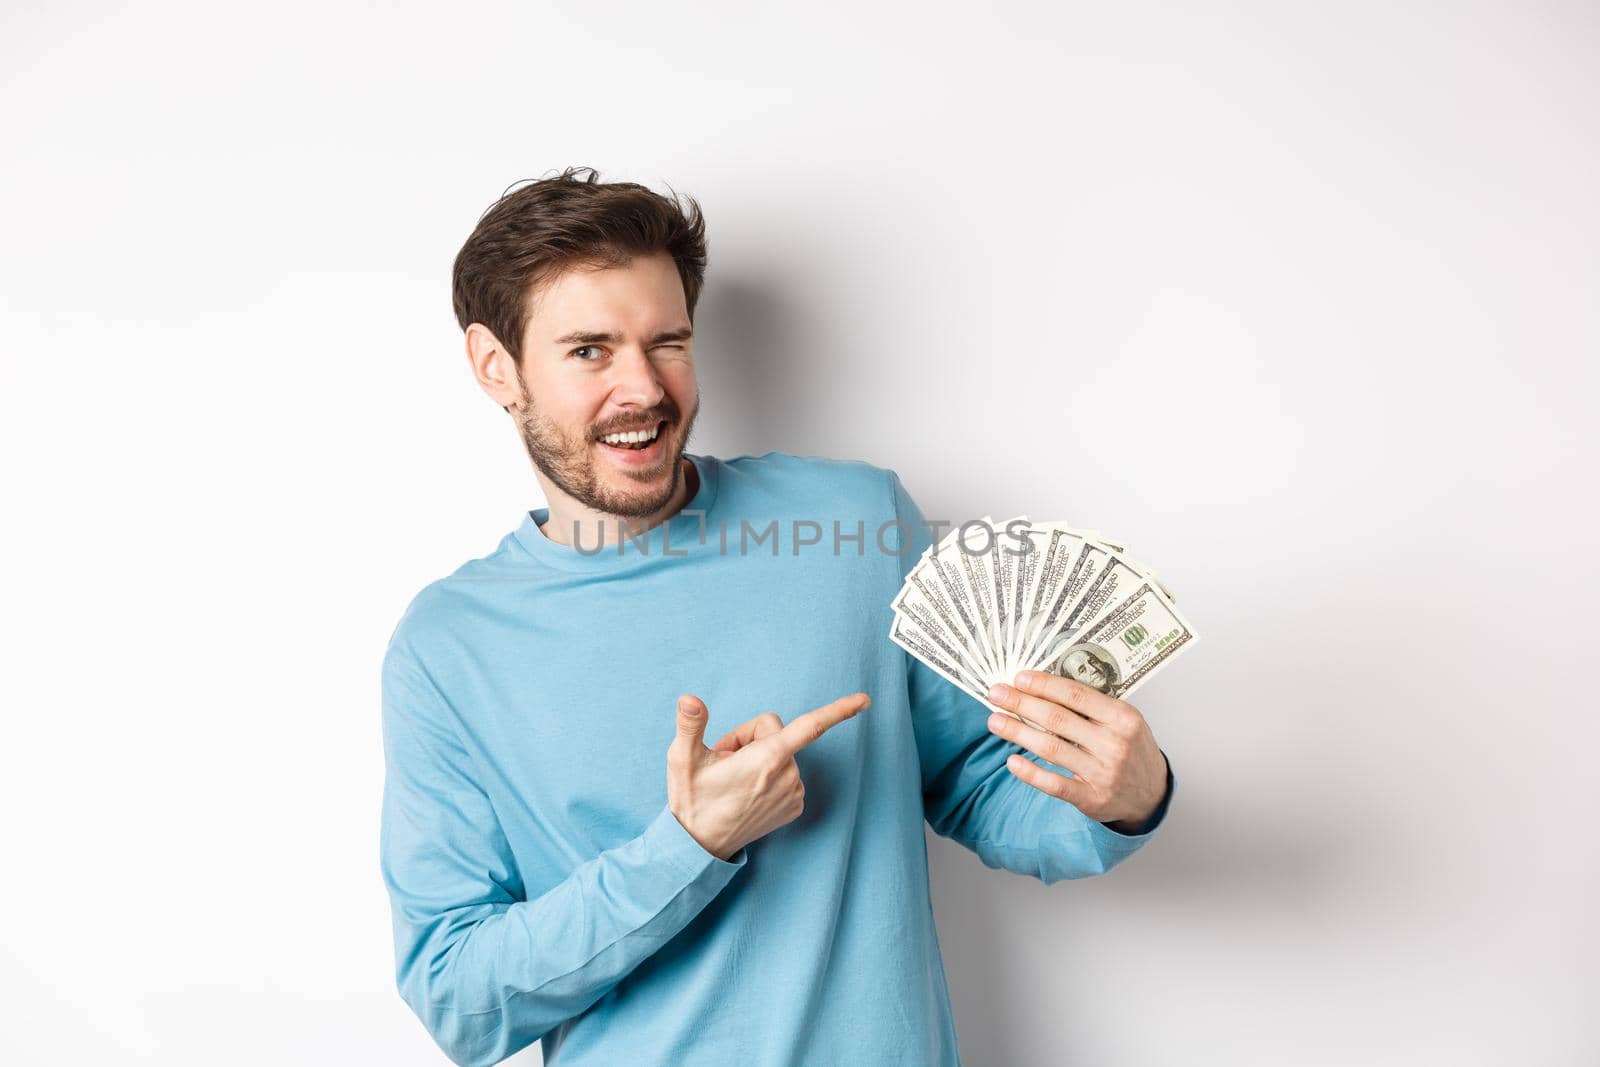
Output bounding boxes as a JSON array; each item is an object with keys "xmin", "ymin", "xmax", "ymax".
[{"xmin": 1050, "ymin": 640, "xmax": 1121, "ymax": 693}]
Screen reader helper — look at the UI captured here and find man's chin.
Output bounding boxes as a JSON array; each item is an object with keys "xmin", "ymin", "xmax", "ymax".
[{"xmin": 593, "ymin": 448, "xmax": 683, "ymax": 515}]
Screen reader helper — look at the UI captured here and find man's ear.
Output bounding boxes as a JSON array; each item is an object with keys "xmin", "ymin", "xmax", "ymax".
[{"xmin": 464, "ymin": 323, "xmax": 525, "ymax": 410}]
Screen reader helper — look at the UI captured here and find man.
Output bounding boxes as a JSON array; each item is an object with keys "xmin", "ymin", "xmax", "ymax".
[{"xmin": 379, "ymin": 166, "xmax": 1175, "ymax": 1066}]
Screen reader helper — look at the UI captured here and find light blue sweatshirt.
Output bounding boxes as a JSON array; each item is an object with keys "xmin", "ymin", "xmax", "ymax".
[{"xmin": 379, "ymin": 451, "xmax": 1173, "ymax": 1066}]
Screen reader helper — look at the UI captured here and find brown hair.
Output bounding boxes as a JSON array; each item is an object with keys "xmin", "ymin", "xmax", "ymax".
[{"xmin": 451, "ymin": 166, "xmax": 709, "ymax": 365}]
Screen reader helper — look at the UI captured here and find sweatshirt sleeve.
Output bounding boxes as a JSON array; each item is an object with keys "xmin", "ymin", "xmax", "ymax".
[
  {"xmin": 379, "ymin": 645, "xmax": 747, "ymax": 1067},
  {"xmin": 886, "ymin": 470, "xmax": 1174, "ymax": 884}
]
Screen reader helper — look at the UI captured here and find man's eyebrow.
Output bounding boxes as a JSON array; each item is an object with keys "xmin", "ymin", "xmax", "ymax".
[{"xmin": 552, "ymin": 327, "xmax": 694, "ymax": 346}]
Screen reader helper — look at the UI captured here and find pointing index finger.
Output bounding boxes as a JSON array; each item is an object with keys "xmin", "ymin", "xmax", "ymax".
[{"xmin": 771, "ymin": 692, "xmax": 871, "ymax": 755}]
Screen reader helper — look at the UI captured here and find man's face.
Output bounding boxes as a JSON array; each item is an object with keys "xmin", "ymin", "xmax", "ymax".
[{"xmin": 510, "ymin": 252, "xmax": 700, "ymax": 519}]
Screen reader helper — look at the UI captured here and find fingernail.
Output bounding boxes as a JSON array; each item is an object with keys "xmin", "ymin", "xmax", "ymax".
[
  {"xmin": 987, "ymin": 713, "xmax": 1005, "ymax": 732},
  {"xmin": 1015, "ymin": 672, "xmax": 1036, "ymax": 690},
  {"xmin": 987, "ymin": 683, "xmax": 1010, "ymax": 703}
]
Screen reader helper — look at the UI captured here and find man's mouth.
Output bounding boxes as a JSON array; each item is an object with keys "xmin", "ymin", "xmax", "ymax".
[{"xmin": 596, "ymin": 420, "xmax": 666, "ymax": 452}]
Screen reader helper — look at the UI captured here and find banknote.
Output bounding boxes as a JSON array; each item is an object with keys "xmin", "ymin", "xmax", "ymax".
[
  {"xmin": 889, "ymin": 517, "xmax": 1198, "ymax": 714},
  {"xmin": 1034, "ymin": 578, "xmax": 1196, "ymax": 699}
]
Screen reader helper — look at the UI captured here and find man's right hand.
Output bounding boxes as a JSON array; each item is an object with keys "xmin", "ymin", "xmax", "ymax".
[{"xmin": 666, "ymin": 691, "xmax": 871, "ymax": 861}]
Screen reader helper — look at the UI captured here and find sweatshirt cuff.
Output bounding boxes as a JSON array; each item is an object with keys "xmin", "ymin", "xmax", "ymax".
[{"xmin": 645, "ymin": 804, "xmax": 749, "ymax": 887}]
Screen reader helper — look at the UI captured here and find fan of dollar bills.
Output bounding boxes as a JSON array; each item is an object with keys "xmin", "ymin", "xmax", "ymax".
[{"xmin": 889, "ymin": 517, "xmax": 1199, "ymax": 718}]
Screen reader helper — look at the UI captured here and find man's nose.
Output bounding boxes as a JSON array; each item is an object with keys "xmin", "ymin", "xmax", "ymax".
[{"xmin": 606, "ymin": 346, "xmax": 667, "ymax": 408}]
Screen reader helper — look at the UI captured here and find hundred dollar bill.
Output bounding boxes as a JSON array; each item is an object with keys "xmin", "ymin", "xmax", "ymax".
[
  {"xmin": 952, "ymin": 518, "xmax": 1000, "ymax": 678},
  {"xmin": 1012, "ymin": 525, "xmax": 1086, "ymax": 673},
  {"xmin": 919, "ymin": 534, "xmax": 998, "ymax": 679},
  {"xmin": 953, "ymin": 518, "xmax": 1004, "ymax": 675},
  {"xmin": 988, "ymin": 515, "xmax": 1028, "ymax": 679},
  {"xmin": 930, "ymin": 515, "xmax": 1002, "ymax": 679},
  {"xmin": 1014, "ymin": 534, "xmax": 1117, "ymax": 671},
  {"xmin": 888, "ymin": 612, "xmax": 1009, "ymax": 715},
  {"xmin": 1010, "ymin": 522, "xmax": 1083, "ymax": 677},
  {"xmin": 892, "ymin": 561, "xmax": 992, "ymax": 682},
  {"xmin": 1007, "ymin": 521, "xmax": 1049, "ymax": 677},
  {"xmin": 1027, "ymin": 551, "xmax": 1166, "ymax": 673},
  {"xmin": 890, "ymin": 516, "xmax": 1197, "ymax": 718},
  {"xmin": 1034, "ymin": 578, "xmax": 1198, "ymax": 699},
  {"xmin": 888, "ymin": 611, "xmax": 1051, "ymax": 729}
]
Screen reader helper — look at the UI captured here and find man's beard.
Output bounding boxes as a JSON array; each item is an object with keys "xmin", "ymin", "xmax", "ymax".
[{"xmin": 512, "ymin": 380, "xmax": 699, "ymax": 519}]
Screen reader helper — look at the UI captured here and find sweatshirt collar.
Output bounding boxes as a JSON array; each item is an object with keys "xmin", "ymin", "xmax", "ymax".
[{"xmin": 512, "ymin": 452, "xmax": 722, "ymax": 572}]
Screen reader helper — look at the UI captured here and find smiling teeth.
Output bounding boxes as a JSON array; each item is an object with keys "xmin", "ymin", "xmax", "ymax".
[{"xmin": 600, "ymin": 425, "xmax": 660, "ymax": 445}]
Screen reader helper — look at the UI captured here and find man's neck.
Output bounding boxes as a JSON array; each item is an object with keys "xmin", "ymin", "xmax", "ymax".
[{"xmin": 537, "ymin": 456, "xmax": 698, "ymax": 548}]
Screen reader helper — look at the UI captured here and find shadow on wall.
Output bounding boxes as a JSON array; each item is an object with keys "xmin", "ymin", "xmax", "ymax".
[
  {"xmin": 691, "ymin": 269, "xmax": 826, "ymax": 458},
  {"xmin": 928, "ymin": 779, "xmax": 1345, "ymax": 1063},
  {"xmin": 689, "ymin": 256, "xmax": 989, "ymax": 523}
]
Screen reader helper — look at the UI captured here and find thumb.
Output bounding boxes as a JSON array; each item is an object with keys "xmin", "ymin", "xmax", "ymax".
[{"xmin": 674, "ymin": 694, "xmax": 709, "ymax": 753}]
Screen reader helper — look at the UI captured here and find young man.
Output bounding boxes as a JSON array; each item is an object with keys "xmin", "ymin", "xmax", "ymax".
[{"xmin": 379, "ymin": 167, "xmax": 1175, "ymax": 1066}]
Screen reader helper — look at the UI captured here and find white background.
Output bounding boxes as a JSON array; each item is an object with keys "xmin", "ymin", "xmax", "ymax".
[{"xmin": 3, "ymin": 2, "xmax": 1596, "ymax": 1064}]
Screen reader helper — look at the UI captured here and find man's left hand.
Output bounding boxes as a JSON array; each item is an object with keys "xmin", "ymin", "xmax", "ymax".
[{"xmin": 984, "ymin": 670, "xmax": 1169, "ymax": 835}]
